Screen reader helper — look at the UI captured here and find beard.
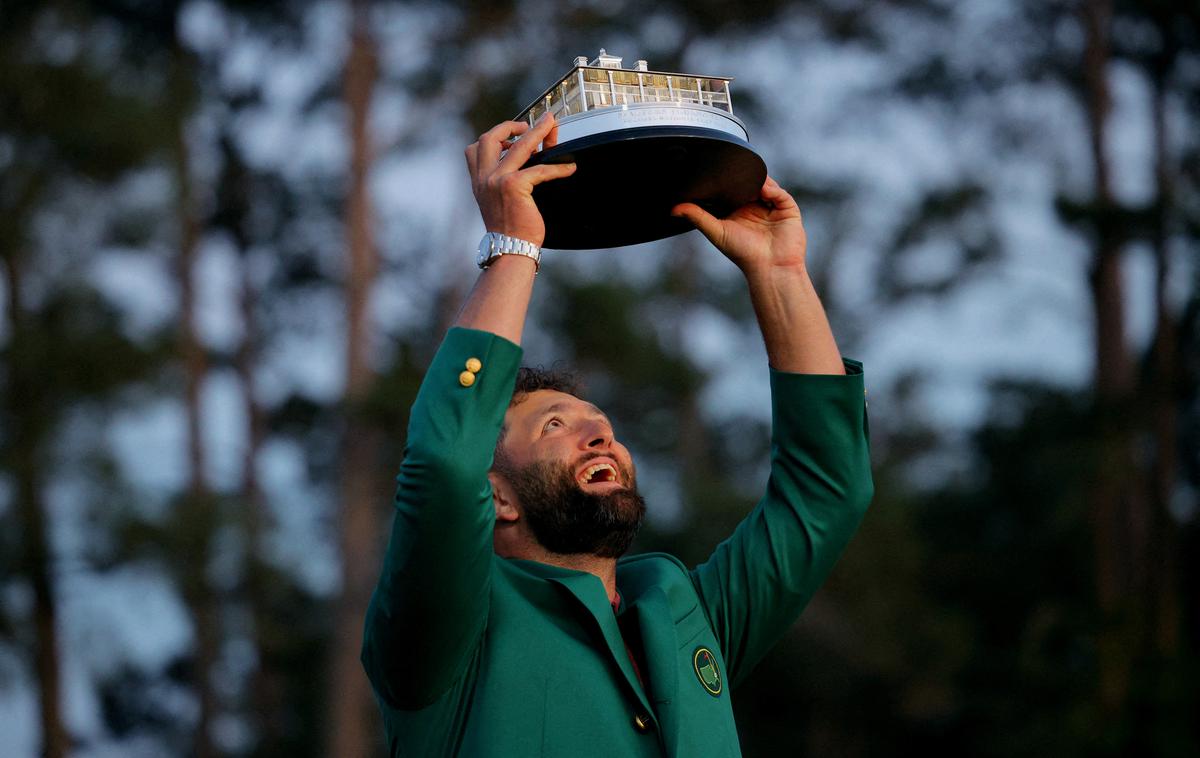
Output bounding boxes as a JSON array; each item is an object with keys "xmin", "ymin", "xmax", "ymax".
[{"xmin": 500, "ymin": 455, "xmax": 646, "ymax": 559}]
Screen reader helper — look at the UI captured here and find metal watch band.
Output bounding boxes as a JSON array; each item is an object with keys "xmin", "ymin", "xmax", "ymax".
[{"xmin": 477, "ymin": 232, "xmax": 541, "ymax": 271}]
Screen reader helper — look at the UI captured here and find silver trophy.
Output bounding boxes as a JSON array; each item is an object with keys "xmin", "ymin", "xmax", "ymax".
[{"xmin": 517, "ymin": 50, "xmax": 766, "ymax": 250}]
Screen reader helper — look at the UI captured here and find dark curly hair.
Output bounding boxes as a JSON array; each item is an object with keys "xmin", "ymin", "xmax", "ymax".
[{"xmin": 509, "ymin": 365, "xmax": 582, "ymax": 407}]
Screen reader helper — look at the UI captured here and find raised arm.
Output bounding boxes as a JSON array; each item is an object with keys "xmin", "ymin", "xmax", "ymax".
[
  {"xmin": 361, "ymin": 115, "xmax": 573, "ymax": 709},
  {"xmin": 673, "ymin": 180, "xmax": 873, "ymax": 684},
  {"xmin": 672, "ymin": 176, "xmax": 843, "ymax": 376},
  {"xmin": 456, "ymin": 113, "xmax": 574, "ymax": 342}
]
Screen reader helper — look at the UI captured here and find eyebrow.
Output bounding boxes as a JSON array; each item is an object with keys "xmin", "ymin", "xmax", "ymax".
[{"xmin": 538, "ymin": 402, "xmax": 610, "ymax": 425}]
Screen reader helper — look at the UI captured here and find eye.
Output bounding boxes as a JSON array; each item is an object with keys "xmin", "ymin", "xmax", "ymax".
[{"xmin": 542, "ymin": 417, "xmax": 565, "ymax": 433}]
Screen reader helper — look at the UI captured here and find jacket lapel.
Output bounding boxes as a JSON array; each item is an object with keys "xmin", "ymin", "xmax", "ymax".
[
  {"xmin": 543, "ymin": 571, "xmax": 655, "ymax": 720},
  {"xmin": 627, "ymin": 588, "xmax": 681, "ymax": 753}
]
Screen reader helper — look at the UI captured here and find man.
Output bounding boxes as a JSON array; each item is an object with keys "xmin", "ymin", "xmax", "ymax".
[{"xmin": 361, "ymin": 112, "xmax": 873, "ymax": 756}]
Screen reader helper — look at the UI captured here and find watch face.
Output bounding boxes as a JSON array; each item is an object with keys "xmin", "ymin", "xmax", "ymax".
[{"xmin": 477, "ymin": 234, "xmax": 493, "ymax": 266}]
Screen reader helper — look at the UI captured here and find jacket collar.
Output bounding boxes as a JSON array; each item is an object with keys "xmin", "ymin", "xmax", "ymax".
[{"xmin": 505, "ymin": 557, "xmax": 689, "ymax": 750}]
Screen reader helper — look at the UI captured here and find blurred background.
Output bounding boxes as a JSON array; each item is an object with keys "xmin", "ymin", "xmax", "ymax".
[{"xmin": 1, "ymin": 0, "xmax": 1197, "ymax": 755}]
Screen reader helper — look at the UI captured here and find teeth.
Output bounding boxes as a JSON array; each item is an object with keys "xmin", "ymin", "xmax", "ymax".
[{"xmin": 582, "ymin": 463, "xmax": 616, "ymax": 483}]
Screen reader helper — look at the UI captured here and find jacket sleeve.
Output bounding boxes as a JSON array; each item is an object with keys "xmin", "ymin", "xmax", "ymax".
[
  {"xmin": 690, "ymin": 360, "xmax": 873, "ymax": 688},
  {"xmin": 361, "ymin": 327, "xmax": 523, "ymax": 709}
]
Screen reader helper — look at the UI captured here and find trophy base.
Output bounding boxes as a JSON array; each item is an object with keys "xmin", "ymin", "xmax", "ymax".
[{"xmin": 523, "ymin": 125, "xmax": 767, "ymax": 250}]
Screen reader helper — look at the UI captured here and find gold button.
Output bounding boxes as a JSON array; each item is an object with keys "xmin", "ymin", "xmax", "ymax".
[
  {"xmin": 465, "ymin": 357, "xmax": 482, "ymax": 374},
  {"xmin": 633, "ymin": 712, "xmax": 652, "ymax": 733},
  {"xmin": 458, "ymin": 370, "xmax": 476, "ymax": 387}
]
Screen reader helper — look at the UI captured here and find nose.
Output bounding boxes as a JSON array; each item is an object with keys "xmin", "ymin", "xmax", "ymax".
[{"xmin": 583, "ymin": 420, "xmax": 612, "ymax": 450}]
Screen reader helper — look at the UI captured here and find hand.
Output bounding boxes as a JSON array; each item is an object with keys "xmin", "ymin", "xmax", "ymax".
[
  {"xmin": 671, "ymin": 176, "xmax": 806, "ymax": 275},
  {"xmin": 464, "ymin": 113, "xmax": 575, "ymax": 247}
]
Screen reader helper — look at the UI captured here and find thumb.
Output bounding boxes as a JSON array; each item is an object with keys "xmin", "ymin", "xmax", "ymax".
[{"xmin": 671, "ymin": 202, "xmax": 724, "ymax": 243}]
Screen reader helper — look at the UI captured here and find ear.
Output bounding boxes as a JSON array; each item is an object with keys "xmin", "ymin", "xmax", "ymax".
[{"xmin": 488, "ymin": 471, "xmax": 520, "ymax": 523}]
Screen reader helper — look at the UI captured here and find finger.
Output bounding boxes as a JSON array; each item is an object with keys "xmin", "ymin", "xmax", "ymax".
[
  {"xmin": 478, "ymin": 121, "xmax": 529, "ymax": 168},
  {"xmin": 759, "ymin": 176, "xmax": 787, "ymax": 201},
  {"xmin": 542, "ymin": 122, "xmax": 560, "ymax": 150},
  {"xmin": 517, "ymin": 161, "xmax": 577, "ymax": 187},
  {"xmin": 671, "ymin": 202, "xmax": 725, "ymax": 244},
  {"xmin": 499, "ymin": 113, "xmax": 557, "ymax": 171},
  {"xmin": 478, "ymin": 121, "xmax": 530, "ymax": 169},
  {"xmin": 759, "ymin": 177, "xmax": 798, "ymax": 212}
]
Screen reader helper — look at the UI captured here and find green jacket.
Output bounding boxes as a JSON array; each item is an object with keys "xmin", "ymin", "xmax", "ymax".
[{"xmin": 362, "ymin": 328, "xmax": 873, "ymax": 756}]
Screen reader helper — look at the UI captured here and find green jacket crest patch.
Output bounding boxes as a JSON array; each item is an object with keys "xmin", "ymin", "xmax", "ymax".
[{"xmin": 693, "ymin": 647, "xmax": 723, "ymax": 696}]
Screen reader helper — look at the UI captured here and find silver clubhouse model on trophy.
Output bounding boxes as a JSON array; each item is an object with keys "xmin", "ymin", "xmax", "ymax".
[{"xmin": 516, "ymin": 50, "xmax": 766, "ymax": 249}]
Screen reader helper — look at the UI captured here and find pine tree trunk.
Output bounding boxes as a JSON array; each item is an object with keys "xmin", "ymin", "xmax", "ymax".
[
  {"xmin": 327, "ymin": 2, "xmax": 383, "ymax": 755},
  {"xmin": 1080, "ymin": 0, "xmax": 1144, "ymax": 721},
  {"xmin": 1147, "ymin": 49, "xmax": 1180, "ymax": 659},
  {"xmin": 236, "ymin": 237, "xmax": 280, "ymax": 749},
  {"xmin": 170, "ymin": 44, "xmax": 220, "ymax": 758},
  {"xmin": 3, "ymin": 252, "xmax": 68, "ymax": 758}
]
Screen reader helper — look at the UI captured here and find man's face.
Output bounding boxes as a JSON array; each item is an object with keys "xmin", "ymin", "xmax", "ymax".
[{"xmin": 494, "ymin": 390, "xmax": 645, "ymax": 558}]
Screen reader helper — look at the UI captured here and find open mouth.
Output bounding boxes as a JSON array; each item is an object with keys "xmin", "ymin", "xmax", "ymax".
[{"xmin": 578, "ymin": 462, "xmax": 619, "ymax": 486}]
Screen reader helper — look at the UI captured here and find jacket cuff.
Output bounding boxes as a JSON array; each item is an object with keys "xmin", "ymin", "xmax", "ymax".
[{"xmin": 767, "ymin": 358, "xmax": 869, "ymax": 448}]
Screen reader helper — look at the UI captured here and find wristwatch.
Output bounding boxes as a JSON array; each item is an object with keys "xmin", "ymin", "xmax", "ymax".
[{"xmin": 476, "ymin": 232, "xmax": 541, "ymax": 271}]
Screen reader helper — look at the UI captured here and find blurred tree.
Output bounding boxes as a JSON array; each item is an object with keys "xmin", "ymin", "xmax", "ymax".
[
  {"xmin": 0, "ymin": 2, "xmax": 170, "ymax": 754},
  {"xmin": 870, "ymin": 0, "xmax": 1200, "ymax": 752},
  {"xmin": 327, "ymin": 0, "xmax": 386, "ymax": 755},
  {"xmin": 210, "ymin": 113, "xmax": 325, "ymax": 756},
  {"xmin": 1053, "ymin": 1, "xmax": 1198, "ymax": 748},
  {"xmin": 78, "ymin": 1, "xmax": 313, "ymax": 753},
  {"xmin": 77, "ymin": 2, "xmax": 228, "ymax": 751}
]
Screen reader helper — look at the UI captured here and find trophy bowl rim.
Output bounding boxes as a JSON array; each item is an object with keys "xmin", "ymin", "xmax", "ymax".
[
  {"xmin": 524, "ymin": 123, "xmax": 758, "ymax": 168},
  {"xmin": 545, "ymin": 101, "xmax": 751, "ymax": 141}
]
